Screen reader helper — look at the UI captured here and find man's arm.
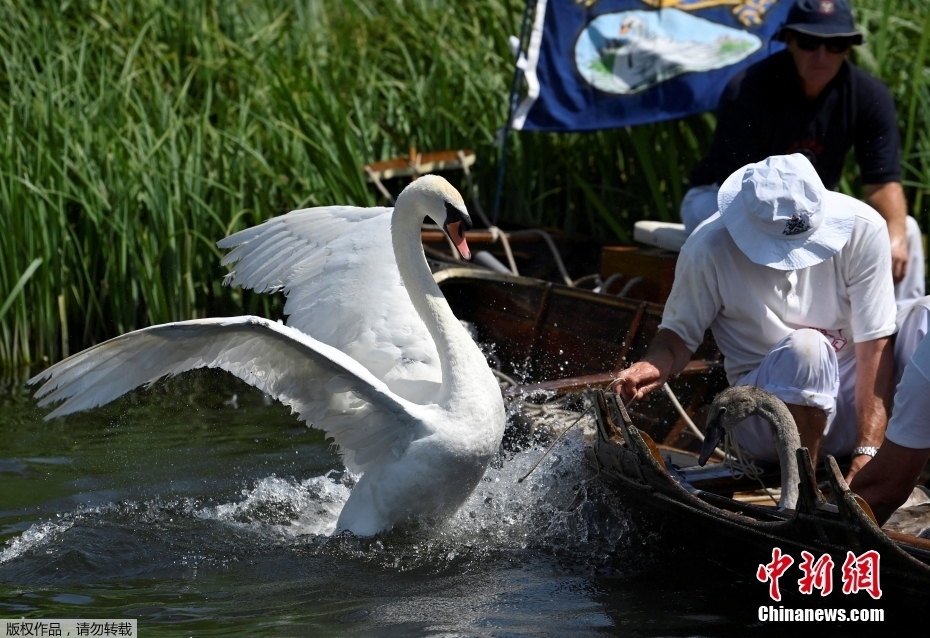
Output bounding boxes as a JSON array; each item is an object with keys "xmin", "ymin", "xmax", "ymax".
[
  {"xmin": 847, "ymin": 336, "xmax": 895, "ymax": 482},
  {"xmin": 851, "ymin": 335, "xmax": 930, "ymax": 524},
  {"xmin": 850, "ymin": 440, "xmax": 929, "ymax": 525},
  {"xmin": 864, "ymin": 181, "xmax": 908, "ymax": 284},
  {"xmin": 613, "ymin": 329, "xmax": 693, "ymax": 403}
]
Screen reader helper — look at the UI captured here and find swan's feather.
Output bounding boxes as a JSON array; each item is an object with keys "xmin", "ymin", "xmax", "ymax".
[
  {"xmin": 29, "ymin": 176, "xmax": 505, "ymax": 536},
  {"xmin": 219, "ymin": 206, "xmax": 441, "ymax": 402},
  {"xmin": 28, "ymin": 316, "xmax": 419, "ymax": 473}
]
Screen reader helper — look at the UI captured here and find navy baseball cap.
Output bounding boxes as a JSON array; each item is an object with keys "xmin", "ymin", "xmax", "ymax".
[{"xmin": 777, "ymin": 0, "xmax": 864, "ymax": 44}]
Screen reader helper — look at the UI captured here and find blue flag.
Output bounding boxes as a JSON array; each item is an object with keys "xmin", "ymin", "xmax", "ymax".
[{"xmin": 511, "ymin": 0, "xmax": 794, "ymax": 132}]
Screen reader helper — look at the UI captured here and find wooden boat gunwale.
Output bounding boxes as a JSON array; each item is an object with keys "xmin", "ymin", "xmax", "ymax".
[
  {"xmin": 434, "ymin": 267, "xmax": 722, "ymax": 397},
  {"xmin": 433, "ymin": 263, "xmax": 930, "ymax": 602},
  {"xmin": 588, "ymin": 390, "xmax": 930, "ymax": 600}
]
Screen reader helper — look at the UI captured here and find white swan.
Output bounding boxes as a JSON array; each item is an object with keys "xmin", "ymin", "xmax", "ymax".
[
  {"xmin": 29, "ymin": 175, "xmax": 506, "ymax": 536},
  {"xmin": 699, "ymin": 385, "xmax": 801, "ymax": 510}
]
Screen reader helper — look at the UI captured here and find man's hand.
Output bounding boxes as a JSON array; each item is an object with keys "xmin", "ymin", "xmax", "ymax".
[
  {"xmin": 865, "ymin": 181, "xmax": 909, "ymax": 284},
  {"xmin": 889, "ymin": 228, "xmax": 909, "ymax": 284},
  {"xmin": 612, "ymin": 329, "xmax": 693, "ymax": 403},
  {"xmin": 845, "ymin": 453, "xmax": 872, "ymax": 484},
  {"xmin": 613, "ymin": 361, "xmax": 667, "ymax": 403}
]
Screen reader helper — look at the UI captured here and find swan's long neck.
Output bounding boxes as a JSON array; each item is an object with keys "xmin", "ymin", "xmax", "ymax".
[
  {"xmin": 753, "ymin": 400, "xmax": 802, "ymax": 510},
  {"xmin": 391, "ymin": 193, "xmax": 482, "ymax": 405}
]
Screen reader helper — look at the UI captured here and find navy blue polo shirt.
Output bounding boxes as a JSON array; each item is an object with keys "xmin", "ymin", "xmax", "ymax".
[{"xmin": 690, "ymin": 50, "xmax": 900, "ymax": 190}]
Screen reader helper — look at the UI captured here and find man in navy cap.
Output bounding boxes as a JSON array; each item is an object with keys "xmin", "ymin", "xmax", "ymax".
[{"xmin": 680, "ymin": 0, "xmax": 923, "ymax": 310}]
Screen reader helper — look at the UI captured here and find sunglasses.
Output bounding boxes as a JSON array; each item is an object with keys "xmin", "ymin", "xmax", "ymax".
[{"xmin": 794, "ymin": 32, "xmax": 853, "ymax": 54}]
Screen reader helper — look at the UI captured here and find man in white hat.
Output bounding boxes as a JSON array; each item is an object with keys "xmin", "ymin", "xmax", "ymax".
[
  {"xmin": 680, "ymin": 0, "xmax": 923, "ymax": 312},
  {"xmin": 616, "ymin": 153, "xmax": 902, "ymax": 479}
]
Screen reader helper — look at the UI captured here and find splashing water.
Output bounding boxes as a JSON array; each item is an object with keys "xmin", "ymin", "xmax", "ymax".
[
  {"xmin": 0, "ymin": 370, "xmax": 788, "ymax": 634},
  {"xmin": 0, "ymin": 519, "xmax": 74, "ymax": 565},
  {"xmin": 1, "ymin": 404, "xmax": 629, "ymax": 573},
  {"xmin": 202, "ymin": 471, "xmax": 353, "ymax": 537},
  {"xmin": 443, "ymin": 415, "xmax": 628, "ymax": 555}
]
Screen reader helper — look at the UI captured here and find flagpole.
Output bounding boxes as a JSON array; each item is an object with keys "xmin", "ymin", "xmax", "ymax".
[{"xmin": 492, "ymin": 0, "xmax": 536, "ymax": 226}]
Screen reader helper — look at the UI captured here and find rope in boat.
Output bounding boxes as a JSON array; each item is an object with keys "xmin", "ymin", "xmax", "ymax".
[
  {"xmin": 517, "ymin": 379, "xmax": 631, "ymax": 483},
  {"xmin": 491, "ymin": 366, "xmax": 597, "ymax": 482},
  {"xmin": 493, "ymin": 368, "xmax": 581, "ymax": 420},
  {"xmin": 491, "ymin": 368, "xmax": 520, "ymax": 388},
  {"xmin": 723, "ymin": 432, "xmax": 780, "ymax": 506},
  {"xmin": 660, "ymin": 382, "xmax": 778, "ymax": 505},
  {"xmin": 518, "ymin": 405, "xmax": 594, "ymax": 483},
  {"xmin": 431, "ymin": 221, "xmax": 576, "ymax": 287},
  {"xmin": 488, "ymin": 227, "xmax": 519, "ymax": 275},
  {"xmin": 485, "ymin": 315, "xmax": 778, "ymax": 503},
  {"xmin": 661, "ymin": 383, "xmax": 727, "ymax": 462}
]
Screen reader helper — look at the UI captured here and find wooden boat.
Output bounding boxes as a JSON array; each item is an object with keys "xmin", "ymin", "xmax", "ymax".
[
  {"xmin": 435, "ymin": 266, "xmax": 930, "ymax": 612},
  {"xmin": 588, "ymin": 390, "xmax": 930, "ymax": 614},
  {"xmin": 426, "ymin": 228, "xmax": 681, "ymax": 303},
  {"xmin": 363, "ymin": 148, "xmax": 678, "ymax": 295},
  {"xmin": 434, "ymin": 267, "xmax": 726, "ymax": 438}
]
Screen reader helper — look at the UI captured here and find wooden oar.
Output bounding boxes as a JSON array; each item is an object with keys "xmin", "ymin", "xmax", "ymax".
[{"xmin": 502, "ymin": 359, "xmax": 720, "ymax": 398}]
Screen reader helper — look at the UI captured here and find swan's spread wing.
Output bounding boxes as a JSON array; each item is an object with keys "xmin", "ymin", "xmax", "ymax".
[
  {"xmin": 29, "ymin": 317, "xmax": 421, "ymax": 473},
  {"xmin": 219, "ymin": 207, "xmax": 441, "ymax": 401},
  {"xmin": 217, "ymin": 206, "xmax": 386, "ymax": 293}
]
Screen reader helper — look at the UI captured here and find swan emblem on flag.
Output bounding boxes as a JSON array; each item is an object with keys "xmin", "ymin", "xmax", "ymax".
[{"xmin": 575, "ymin": 9, "xmax": 762, "ymax": 95}]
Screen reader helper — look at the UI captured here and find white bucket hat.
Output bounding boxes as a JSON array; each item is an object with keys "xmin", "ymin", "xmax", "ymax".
[{"xmin": 718, "ymin": 154, "xmax": 855, "ymax": 270}]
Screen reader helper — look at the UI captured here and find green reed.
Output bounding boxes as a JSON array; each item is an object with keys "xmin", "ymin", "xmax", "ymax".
[
  {"xmin": 0, "ymin": 0, "xmax": 927, "ymax": 367},
  {"xmin": 852, "ymin": 0, "xmax": 930, "ymax": 213},
  {"xmin": 0, "ymin": 0, "xmax": 515, "ymax": 366}
]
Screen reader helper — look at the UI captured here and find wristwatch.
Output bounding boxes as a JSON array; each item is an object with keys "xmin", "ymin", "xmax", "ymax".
[{"xmin": 851, "ymin": 446, "xmax": 880, "ymax": 457}]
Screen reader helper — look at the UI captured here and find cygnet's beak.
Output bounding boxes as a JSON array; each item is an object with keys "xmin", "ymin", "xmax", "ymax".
[
  {"xmin": 445, "ymin": 221, "xmax": 471, "ymax": 261},
  {"xmin": 699, "ymin": 413, "xmax": 725, "ymax": 466}
]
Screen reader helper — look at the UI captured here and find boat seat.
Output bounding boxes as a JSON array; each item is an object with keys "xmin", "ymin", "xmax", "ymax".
[{"xmin": 633, "ymin": 221, "xmax": 688, "ymax": 252}]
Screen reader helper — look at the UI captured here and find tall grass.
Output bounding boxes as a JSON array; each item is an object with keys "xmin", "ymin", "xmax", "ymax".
[
  {"xmin": 0, "ymin": 0, "xmax": 515, "ymax": 366},
  {"xmin": 854, "ymin": 0, "xmax": 930, "ymax": 222},
  {"xmin": 0, "ymin": 0, "xmax": 927, "ymax": 367}
]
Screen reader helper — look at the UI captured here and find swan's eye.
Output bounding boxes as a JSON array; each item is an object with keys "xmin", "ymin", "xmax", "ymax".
[{"xmin": 444, "ymin": 201, "xmax": 472, "ymax": 231}]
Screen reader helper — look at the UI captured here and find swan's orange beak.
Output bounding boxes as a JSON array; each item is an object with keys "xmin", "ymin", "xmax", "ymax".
[{"xmin": 446, "ymin": 221, "xmax": 471, "ymax": 261}]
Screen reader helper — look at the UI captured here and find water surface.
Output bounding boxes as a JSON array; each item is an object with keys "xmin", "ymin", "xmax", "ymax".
[{"xmin": 0, "ymin": 371, "xmax": 862, "ymax": 636}]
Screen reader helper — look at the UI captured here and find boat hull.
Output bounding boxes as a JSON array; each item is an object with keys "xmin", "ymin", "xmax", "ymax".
[{"xmin": 589, "ymin": 390, "xmax": 930, "ymax": 615}]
